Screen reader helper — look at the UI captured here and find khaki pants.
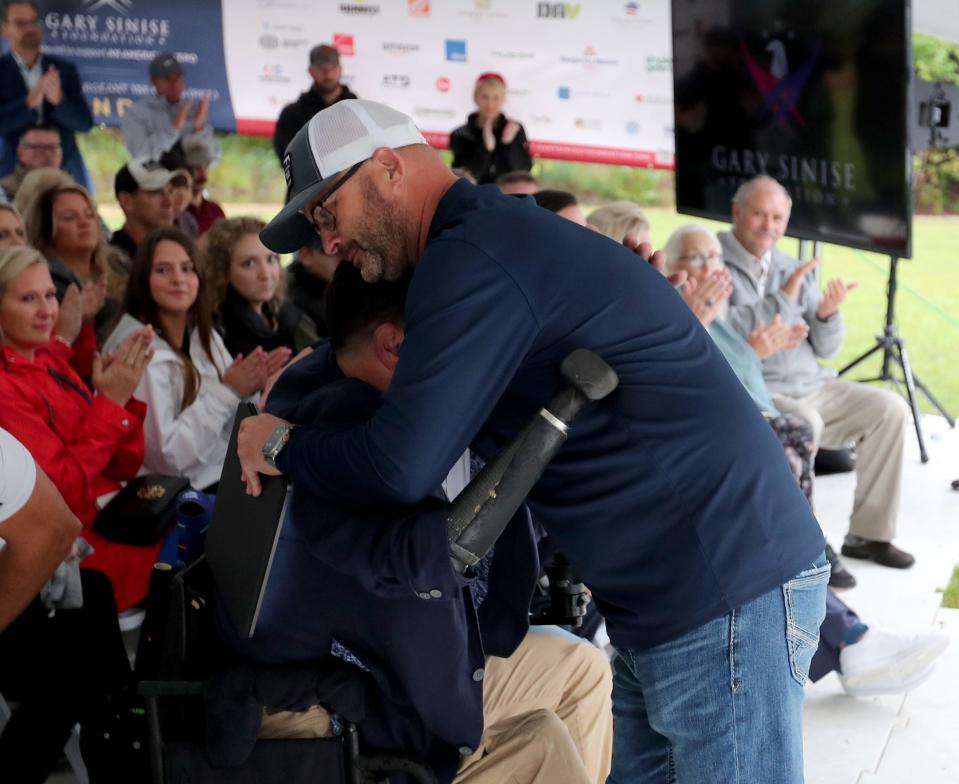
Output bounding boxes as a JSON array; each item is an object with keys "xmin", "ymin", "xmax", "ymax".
[
  {"xmin": 260, "ymin": 630, "xmax": 613, "ymax": 784},
  {"xmin": 455, "ymin": 630, "xmax": 613, "ymax": 784},
  {"xmin": 772, "ymin": 379, "xmax": 909, "ymax": 542}
]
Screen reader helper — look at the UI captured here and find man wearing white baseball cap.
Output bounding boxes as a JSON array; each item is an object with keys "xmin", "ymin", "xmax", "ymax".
[
  {"xmin": 242, "ymin": 99, "xmax": 828, "ymax": 783},
  {"xmin": 110, "ymin": 158, "xmax": 176, "ymax": 259}
]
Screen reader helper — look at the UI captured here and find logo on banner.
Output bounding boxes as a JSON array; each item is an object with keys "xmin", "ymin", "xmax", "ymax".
[
  {"xmin": 408, "ymin": 0, "xmax": 431, "ymax": 17},
  {"xmin": 537, "ymin": 3, "xmax": 580, "ymax": 19},
  {"xmin": 259, "ymin": 34, "xmax": 279, "ymax": 49},
  {"xmin": 742, "ymin": 39, "xmax": 818, "ymax": 130},
  {"xmin": 634, "ymin": 94, "xmax": 671, "ymax": 104},
  {"xmin": 445, "ymin": 40, "xmax": 467, "ymax": 62},
  {"xmin": 333, "ymin": 34, "xmax": 355, "ymax": 56},
  {"xmin": 46, "ymin": 1, "xmax": 172, "ymax": 46},
  {"xmin": 492, "ymin": 49, "xmax": 534, "ymax": 60},
  {"xmin": 383, "ymin": 42, "xmax": 420, "ymax": 54},
  {"xmin": 435, "ymin": 77, "xmax": 451, "ymax": 92},
  {"xmin": 558, "ymin": 86, "xmax": 570, "ymax": 99},
  {"xmin": 574, "ymin": 117, "xmax": 602, "ymax": 130},
  {"xmin": 84, "ymin": 0, "xmax": 132, "ymax": 12},
  {"xmin": 625, "ymin": 1, "xmax": 639, "ymax": 15},
  {"xmin": 260, "ymin": 64, "xmax": 290, "ymax": 83},
  {"xmin": 645, "ymin": 56, "xmax": 672, "ymax": 72},
  {"xmin": 560, "ymin": 46, "xmax": 620, "ymax": 68},
  {"xmin": 382, "ymin": 74, "xmax": 411, "ymax": 89},
  {"xmin": 625, "ymin": 121, "xmax": 640, "ymax": 135},
  {"xmin": 413, "ymin": 105, "xmax": 456, "ymax": 118},
  {"xmin": 339, "ymin": 2, "xmax": 380, "ymax": 16}
]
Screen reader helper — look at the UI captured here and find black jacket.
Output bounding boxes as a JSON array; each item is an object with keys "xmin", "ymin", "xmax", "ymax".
[
  {"xmin": 272, "ymin": 85, "xmax": 358, "ymax": 162},
  {"xmin": 218, "ymin": 285, "xmax": 316, "ymax": 358},
  {"xmin": 286, "ymin": 260, "xmax": 329, "ymax": 337},
  {"xmin": 450, "ymin": 113, "xmax": 532, "ymax": 185}
]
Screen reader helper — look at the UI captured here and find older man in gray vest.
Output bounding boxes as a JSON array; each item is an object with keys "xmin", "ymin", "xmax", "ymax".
[{"xmin": 720, "ymin": 175, "xmax": 913, "ymax": 569}]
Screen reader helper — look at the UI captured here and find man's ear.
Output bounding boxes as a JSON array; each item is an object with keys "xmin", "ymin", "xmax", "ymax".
[
  {"xmin": 117, "ymin": 192, "xmax": 134, "ymax": 214},
  {"xmin": 371, "ymin": 321, "xmax": 404, "ymax": 371},
  {"xmin": 370, "ymin": 147, "xmax": 404, "ymax": 185}
]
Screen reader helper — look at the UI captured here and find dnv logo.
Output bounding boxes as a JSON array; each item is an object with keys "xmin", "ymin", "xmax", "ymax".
[
  {"xmin": 742, "ymin": 38, "xmax": 819, "ymax": 130},
  {"xmin": 445, "ymin": 39, "xmax": 467, "ymax": 62},
  {"xmin": 83, "ymin": 0, "xmax": 133, "ymax": 13}
]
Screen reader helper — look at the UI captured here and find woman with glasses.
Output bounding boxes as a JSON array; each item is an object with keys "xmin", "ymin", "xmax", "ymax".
[{"xmin": 205, "ymin": 216, "xmax": 314, "ymax": 359}]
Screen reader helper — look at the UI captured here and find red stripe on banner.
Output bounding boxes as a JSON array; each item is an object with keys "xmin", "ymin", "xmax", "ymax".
[
  {"xmin": 236, "ymin": 118, "xmax": 277, "ymax": 137},
  {"xmin": 235, "ymin": 120, "xmax": 674, "ymax": 170}
]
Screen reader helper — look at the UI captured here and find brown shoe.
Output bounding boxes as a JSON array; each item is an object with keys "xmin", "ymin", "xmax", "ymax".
[{"xmin": 841, "ymin": 539, "xmax": 915, "ymax": 569}]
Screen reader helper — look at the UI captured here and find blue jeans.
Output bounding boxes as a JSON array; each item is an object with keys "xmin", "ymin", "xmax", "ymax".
[{"xmin": 608, "ymin": 553, "xmax": 829, "ymax": 783}]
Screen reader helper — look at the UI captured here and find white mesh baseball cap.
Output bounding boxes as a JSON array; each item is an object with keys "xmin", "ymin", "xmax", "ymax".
[{"xmin": 261, "ymin": 99, "xmax": 428, "ymax": 253}]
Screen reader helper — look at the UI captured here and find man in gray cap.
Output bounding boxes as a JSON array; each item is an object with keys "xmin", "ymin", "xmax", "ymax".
[
  {"xmin": 272, "ymin": 44, "xmax": 357, "ymax": 163},
  {"xmin": 121, "ymin": 52, "xmax": 221, "ymax": 164},
  {"xmin": 238, "ymin": 100, "xmax": 829, "ymax": 784}
]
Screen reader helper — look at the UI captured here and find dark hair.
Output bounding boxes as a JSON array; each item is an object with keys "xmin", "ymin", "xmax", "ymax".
[
  {"xmin": 122, "ymin": 226, "xmax": 218, "ymax": 411},
  {"xmin": 325, "ymin": 263, "xmax": 409, "ymax": 352},
  {"xmin": 495, "ymin": 171, "xmax": 538, "ymax": 187},
  {"xmin": 1, "ymin": 1, "xmax": 39, "ymax": 23},
  {"xmin": 533, "ymin": 189, "xmax": 579, "ymax": 214},
  {"xmin": 19, "ymin": 123, "xmax": 59, "ymax": 143}
]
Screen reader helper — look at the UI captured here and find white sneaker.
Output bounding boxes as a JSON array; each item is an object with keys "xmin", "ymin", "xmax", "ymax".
[{"xmin": 839, "ymin": 628, "xmax": 950, "ymax": 697}]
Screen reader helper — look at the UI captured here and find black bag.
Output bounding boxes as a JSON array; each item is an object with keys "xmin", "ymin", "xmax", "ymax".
[{"xmin": 94, "ymin": 474, "xmax": 190, "ymax": 546}]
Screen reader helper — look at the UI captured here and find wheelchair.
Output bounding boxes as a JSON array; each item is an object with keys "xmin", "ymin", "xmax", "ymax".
[{"xmin": 136, "ymin": 556, "xmax": 437, "ymax": 784}]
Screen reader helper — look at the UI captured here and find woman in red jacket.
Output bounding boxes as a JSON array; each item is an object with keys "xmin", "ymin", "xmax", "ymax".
[{"xmin": 0, "ymin": 245, "xmax": 158, "ymax": 610}]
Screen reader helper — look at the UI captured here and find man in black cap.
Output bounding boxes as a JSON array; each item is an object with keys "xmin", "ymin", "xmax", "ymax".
[
  {"xmin": 121, "ymin": 52, "xmax": 220, "ymax": 164},
  {"xmin": 272, "ymin": 44, "xmax": 357, "ymax": 162}
]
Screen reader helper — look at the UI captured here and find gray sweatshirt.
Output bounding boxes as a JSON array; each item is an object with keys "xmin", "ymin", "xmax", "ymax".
[{"xmin": 719, "ymin": 231, "xmax": 845, "ymax": 398}]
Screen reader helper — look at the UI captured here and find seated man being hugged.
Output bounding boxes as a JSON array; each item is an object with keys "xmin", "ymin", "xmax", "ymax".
[{"xmin": 222, "ymin": 263, "xmax": 612, "ymax": 784}]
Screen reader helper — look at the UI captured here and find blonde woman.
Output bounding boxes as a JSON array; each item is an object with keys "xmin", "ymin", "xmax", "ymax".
[
  {"xmin": 21, "ymin": 178, "xmax": 114, "ymax": 377},
  {"xmin": 587, "ymin": 201, "xmax": 652, "ymax": 246},
  {"xmin": 450, "ymin": 73, "xmax": 532, "ymax": 184},
  {"xmin": 0, "ymin": 203, "xmax": 27, "ymax": 248},
  {"xmin": 205, "ymin": 216, "xmax": 314, "ymax": 358}
]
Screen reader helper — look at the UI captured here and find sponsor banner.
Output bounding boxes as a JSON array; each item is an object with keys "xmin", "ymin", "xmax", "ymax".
[
  {"xmin": 40, "ymin": 0, "xmax": 235, "ymax": 130},
  {"xmin": 222, "ymin": 0, "xmax": 675, "ymax": 167},
  {"xmin": 39, "ymin": 0, "xmax": 675, "ymax": 168}
]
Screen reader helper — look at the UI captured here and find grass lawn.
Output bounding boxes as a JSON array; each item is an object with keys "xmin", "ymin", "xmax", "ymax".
[
  {"xmin": 942, "ymin": 566, "xmax": 959, "ymax": 609},
  {"xmin": 98, "ymin": 201, "xmax": 959, "ymax": 417}
]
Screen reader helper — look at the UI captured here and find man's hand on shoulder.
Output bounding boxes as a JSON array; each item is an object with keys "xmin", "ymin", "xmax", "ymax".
[
  {"xmin": 817, "ymin": 278, "xmax": 859, "ymax": 320},
  {"xmin": 238, "ymin": 413, "xmax": 287, "ymax": 496}
]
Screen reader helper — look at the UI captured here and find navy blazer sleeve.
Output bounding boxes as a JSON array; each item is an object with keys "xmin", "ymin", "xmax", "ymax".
[
  {"xmin": 277, "ymin": 238, "xmax": 540, "ymax": 505},
  {"xmin": 0, "ymin": 58, "xmax": 35, "ymax": 137},
  {"xmin": 47, "ymin": 58, "xmax": 93, "ymax": 133}
]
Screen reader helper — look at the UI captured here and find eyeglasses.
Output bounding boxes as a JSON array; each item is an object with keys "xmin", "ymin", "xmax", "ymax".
[
  {"xmin": 676, "ymin": 251, "xmax": 722, "ymax": 268},
  {"xmin": 307, "ymin": 159, "xmax": 365, "ymax": 233},
  {"xmin": 22, "ymin": 143, "xmax": 61, "ymax": 154}
]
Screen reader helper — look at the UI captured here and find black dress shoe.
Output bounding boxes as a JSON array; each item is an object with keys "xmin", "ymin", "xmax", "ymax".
[
  {"xmin": 841, "ymin": 538, "xmax": 915, "ymax": 569},
  {"xmin": 825, "ymin": 543, "xmax": 857, "ymax": 589}
]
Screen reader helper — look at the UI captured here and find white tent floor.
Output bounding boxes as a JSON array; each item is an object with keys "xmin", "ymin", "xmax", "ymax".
[
  {"xmin": 46, "ymin": 414, "xmax": 959, "ymax": 784},
  {"xmin": 804, "ymin": 413, "xmax": 959, "ymax": 784}
]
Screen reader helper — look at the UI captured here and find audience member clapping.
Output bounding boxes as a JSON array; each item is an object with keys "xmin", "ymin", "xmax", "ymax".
[
  {"xmin": 450, "ymin": 73, "xmax": 532, "ymax": 185},
  {"xmin": 123, "ymin": 227, "xmax": 285, "ymax": 492},
  {"xmin": 0, "ymin": 245, "xmax": 162, "ymax": 610},
  {"xmin": 21, "ymin": 177, "xmax": 111, "ymax": 375},
  {"xmin": 205, "ymin": 216, "xmax": 313, "ymax": 358},
  {"xmin": 0, "ymin": 203, "xmax": 27, "ymax": 247},
  {"xmin": 587, "ymin": 201, "xmax": 652, "ymax": 246}
]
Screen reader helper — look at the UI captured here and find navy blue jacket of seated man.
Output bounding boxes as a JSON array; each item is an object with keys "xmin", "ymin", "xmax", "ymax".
[{"xmin": 220, "ymin": 340, "xmax": 539, "ymax": 783}]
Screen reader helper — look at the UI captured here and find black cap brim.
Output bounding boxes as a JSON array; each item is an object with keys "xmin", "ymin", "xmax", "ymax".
[{"xmin": 260, "ymin": 173, "xmax": 336, "ymax": 254}]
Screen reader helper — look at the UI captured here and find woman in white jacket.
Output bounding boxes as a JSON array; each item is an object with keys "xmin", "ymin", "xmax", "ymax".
[{"xmin": 122, "ymin": 227, "xmax": 288, "ymax": 490}]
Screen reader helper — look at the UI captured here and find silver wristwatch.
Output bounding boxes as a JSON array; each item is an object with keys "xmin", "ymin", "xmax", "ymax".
[{"xmin": 262, "ymin": 423, "xmax": 296, "ymax": 470}]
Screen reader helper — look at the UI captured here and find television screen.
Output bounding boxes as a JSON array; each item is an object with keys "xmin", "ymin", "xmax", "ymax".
[{"xmin": 672, "ymin": 0, "xmax": 911, "ymax": 257}]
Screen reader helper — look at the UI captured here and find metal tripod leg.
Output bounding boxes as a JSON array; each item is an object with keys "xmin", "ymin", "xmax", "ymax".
[{"xmin": 893, "ymin": 338, "xmax": 930, "ymax": 463}]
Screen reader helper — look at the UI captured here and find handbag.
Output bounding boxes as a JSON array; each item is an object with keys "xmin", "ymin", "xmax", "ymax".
[{"xmin": 94, "ymin": 474, "xmax": 190, "ymax": 546}]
